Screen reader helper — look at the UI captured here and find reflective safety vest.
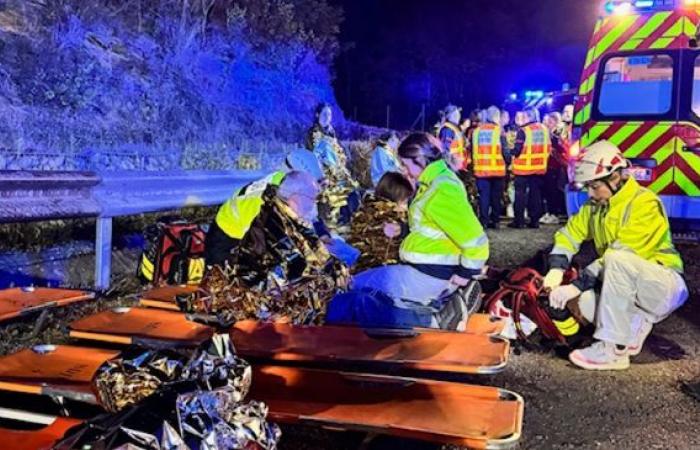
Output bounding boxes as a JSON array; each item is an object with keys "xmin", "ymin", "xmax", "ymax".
[
  {"xmin": 513, "ymin": 123, "xmax": 550, "ymax": 176},
  {"xmin": 215, "ymin": 171, "xmax": 286, "ymax": 239},
  {"xmin": 551, "ymin": 177, "xmax": 683, "ymax": 273},
  {"xmin": 400, "ymin": 160, "xmax": 489, "ymax": 274},
  {"xmin": 472, "ymin": 123, "xmax": 506, "ymax": 178},
  {"xmin": 438, "ymin": 122, "xmax": 470, "ymax": 170}
]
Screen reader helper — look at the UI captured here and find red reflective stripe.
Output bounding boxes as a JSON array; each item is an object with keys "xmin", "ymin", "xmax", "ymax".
[{"xmin": 618, "ymin": 122, "xmax": 656, "ymax": 152}]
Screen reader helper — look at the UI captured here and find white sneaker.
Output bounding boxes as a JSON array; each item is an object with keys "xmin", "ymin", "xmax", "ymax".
[
  {"xmin": 628, "ymin": 320, "xmax": 653, "ymax": 356},
  {"xmin": 569, "ymin": 341, "xmax": 630, "ymax": 371},
  {"xmin": 539, "ymin": 214, "xmax": 550, "ymax": 224}
]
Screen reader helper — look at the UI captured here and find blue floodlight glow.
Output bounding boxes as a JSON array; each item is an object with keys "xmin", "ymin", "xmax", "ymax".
[
  {"xmin": 509, "ymin": 93, "xmax": 518, "ymax": 100},
  {"xmin": 634, "ymin": 0, "xmax": 654, "ymax": 7}
]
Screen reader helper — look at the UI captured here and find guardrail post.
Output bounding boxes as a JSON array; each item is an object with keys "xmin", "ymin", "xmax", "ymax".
[{"xmin": 95, "ymin": 217, "xmax": 113, "ymax": 290}]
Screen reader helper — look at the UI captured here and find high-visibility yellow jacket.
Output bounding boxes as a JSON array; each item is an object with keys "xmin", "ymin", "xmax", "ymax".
[
  {"xmin": 472, "ymin": 123, "xmax": 506, "ymax": 178},
  {"xmin": 438, "ymin": 122, "xmax": 470, "ymax": 170},
  {"xmin": 513, "ymin": 123, "xmax": 550, "ymax": 175},
  {"xmin": 551, "ymin": 177, "xmax": 683, "ymax": 274},
  {"xmin": 214, "ymin": 171, "xmax": 286, "ymax": 239},
  {"xmin": 400, "ymin": 160, "xmax": 489, "ymax": 278}
]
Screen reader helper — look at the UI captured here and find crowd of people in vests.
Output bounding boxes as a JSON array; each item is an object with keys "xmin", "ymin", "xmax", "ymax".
[{"xmin": 200, "ymin": 102, "xmax": 687, "ymax": 372}]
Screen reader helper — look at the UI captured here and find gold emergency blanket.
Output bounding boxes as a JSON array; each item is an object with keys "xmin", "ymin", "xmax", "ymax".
[{"xmin": 347, "ymin": 196, "xmax": 407, "ymax": 273}]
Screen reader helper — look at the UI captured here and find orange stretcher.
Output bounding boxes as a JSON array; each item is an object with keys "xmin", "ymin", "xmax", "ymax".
[
  {"xmin": 252, "ymin": 365, "xmax": 523, "ymax": 448},
  {"xmin": 137, "ymin": 285, "xmax": 505, "ymax": 336},
  {"xmin": 138, "ymin": 285, "xmax": 197, "ymax": 311},
  {"xmin": 0, "ymin": 412, "xmax": 82, "ymax": 450},
  {"xmin": 67, "ymin": 310, "xmax": 509, "ymax": 375},
  {"xmin": 0, "ymin": 345, "xmax": 523, "ymax": 448},
  {"xmin": 0, "ymin": 345, "xmax": 119, "ymax": 404},
  {"xmin": 231, "ymin": 320, "xmax": 510, "ymax": 374},
  {"xmin": 0, "ymin": 288, "xmax": 95, "ymax": 323},
  {"xmin": 69, "ymin": 307, "xmax": 214, "ymax": 347}
]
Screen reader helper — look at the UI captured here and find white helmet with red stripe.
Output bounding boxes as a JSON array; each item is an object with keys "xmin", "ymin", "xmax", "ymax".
[{"xmin": 574, "ymin": 140, "xmax": 629, "ymax": 184}]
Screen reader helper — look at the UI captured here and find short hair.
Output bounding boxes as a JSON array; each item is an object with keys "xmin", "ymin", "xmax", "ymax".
[
  {"xmin": 277, "ymin": 170, "xmax": 319, "ymax": 202},
  {"xmin": 375, "ymin": 172, "xmax": 414, "ymax": 203},
  {"xmin": 397, "ymin": 132, "xmax": 444, "ymax": 164},
  {"xmin": 315, "ymin": 103, "xmax": 332, "ymax": 118},
  {"xmin": 486, "ymin": 106, "xmax": 501, "ymax": 124}
]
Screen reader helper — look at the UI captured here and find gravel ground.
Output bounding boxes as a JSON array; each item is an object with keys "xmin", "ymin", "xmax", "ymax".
[{"xmin": 0, "ymin": 223, "xmax": 698, "ymax": 449}]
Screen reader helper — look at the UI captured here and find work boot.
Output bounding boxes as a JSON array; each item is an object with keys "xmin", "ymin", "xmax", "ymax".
[
  {"xmin": 628, "ymin": 319, "xmax": 653, "ymax": 356},
  {"xmin": 569, "ymin": 341, "xmax": 630, "ymax": 371}
]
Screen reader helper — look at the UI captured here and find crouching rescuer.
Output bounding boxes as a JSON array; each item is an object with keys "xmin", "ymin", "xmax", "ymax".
[
  {"xmin": 543, "ymin": 141, "xmax": 688, "ymax": 371},
  {"xmin": 326, "ymin": 133, "xmax": 488, "ymax": 330}
]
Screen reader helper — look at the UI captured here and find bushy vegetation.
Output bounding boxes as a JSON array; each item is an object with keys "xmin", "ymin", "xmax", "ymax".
[{"xmin": 0, "ymin": 0, "xmax": 344, "ymax": 170}]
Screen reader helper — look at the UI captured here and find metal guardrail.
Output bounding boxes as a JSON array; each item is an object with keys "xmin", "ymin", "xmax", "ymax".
[
  {"xmin": 0, "ymin": 169, "xmax": 266, "ymax": 290},
  {"xmin": 0, "ymin": 171, "xmax": 101, "ymax": 222}
]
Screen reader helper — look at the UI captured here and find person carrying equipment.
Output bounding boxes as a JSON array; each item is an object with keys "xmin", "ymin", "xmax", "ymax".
[{"xmin": 543, "ymin": 141, "xmax": 688, "ymax": 370}]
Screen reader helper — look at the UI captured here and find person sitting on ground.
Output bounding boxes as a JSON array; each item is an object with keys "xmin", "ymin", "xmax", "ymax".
[
  {"xmin": 205, "ymin": 170, "xmax": 344, "ymax": 288},
  {"xmin": 326, "ymin": 133, "xmax": 489, "ymax": 330},
  {"xmin": 347, "ymin": 172, "xmax": 414, "ymax": 273},
  {"xmin": 543, "ymin": 141, "xmax": 687, "ymax": 371},
  {"xmin": 370, "ymin": 131, "xmax": 403, "ymax": 186}
]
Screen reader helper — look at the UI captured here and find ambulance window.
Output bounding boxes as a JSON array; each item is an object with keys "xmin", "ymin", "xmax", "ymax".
[
  {"xmin": 692, "ymin": 56, "xmax": 700, "ymax": 116},
  {"xmin": 598, "ymin": 55, "xmax": 674, "ymax": 116}
]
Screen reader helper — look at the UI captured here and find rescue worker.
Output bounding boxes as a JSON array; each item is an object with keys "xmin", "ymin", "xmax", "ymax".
[
  {"xmin": 472, "ymin": 106, "xmax": 510, "ymax": 229},
  {"xmin": 436, "ymin": 104, "xmax": 469, "ymax": 172},
  {"xmin": 543, "ymin": 141, "xmax": 687, "ymax": 370},
  {"xmin": 370, "ymin": 131, "xmax": 403, "ymax": 186},
  {"xmin": 326, "ymin": 133, "xmax": 488, "ymax": 329},
  {"xmin": 509, "ymin": 107, "xmax": 551, "ymax": 229},
  {"xmin": 205, "ymin": 150, "xmax": 323, "ymax": 268}
]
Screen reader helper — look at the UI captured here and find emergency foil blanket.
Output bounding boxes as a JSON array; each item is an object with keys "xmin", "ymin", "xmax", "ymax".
[
  {"xmin": 182, "ymin": 263, "xmax": 348, "ymax": 326},
  {"xmin": 95, "ymin": 335, "xmax": 251, "ymax": 413},
  {"xmin": 347, "ymin": 196, "xmax": 407, "ymax": 273}
]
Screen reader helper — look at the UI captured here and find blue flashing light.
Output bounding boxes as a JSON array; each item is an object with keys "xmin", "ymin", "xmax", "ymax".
[
  {"xmin": 635, "ymin": 0, "xmax": 654, "ymax": 7},
  {"xmin": 509, "ymin": 93, "xmax": 518, "ymax": 101}
]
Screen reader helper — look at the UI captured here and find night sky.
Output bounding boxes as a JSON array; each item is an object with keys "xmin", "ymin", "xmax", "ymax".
[{"xmin": 331, "ymin": 0, "xmax": 600, "ymax": 129}]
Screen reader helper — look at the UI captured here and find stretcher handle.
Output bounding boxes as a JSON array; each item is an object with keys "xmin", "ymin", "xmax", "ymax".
[
  {"xmin": 362, "ymin": 328, "xmax": 419, "ymax": 340},
  {"xmin": 340, "ymin": 373, "xmax": 416, "ymax": 388}
]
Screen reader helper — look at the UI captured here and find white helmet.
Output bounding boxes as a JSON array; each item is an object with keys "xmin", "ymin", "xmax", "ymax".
[
  {"xmin": 285, "ymin": 149, "xmax": 324, "ymax": 181},
  {"xmin": 574, "ymin": 140, "xmax": 629, "ymax": 184}
]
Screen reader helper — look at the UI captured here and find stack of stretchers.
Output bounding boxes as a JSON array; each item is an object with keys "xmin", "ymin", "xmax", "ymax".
[{"xmin": 0, "ymin": 286, "xmax": 523, "ymax": 449}]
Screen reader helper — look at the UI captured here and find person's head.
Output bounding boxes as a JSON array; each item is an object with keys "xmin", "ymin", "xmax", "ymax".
[
  {"xmin": 545, "ymin": 112, "xmax": 563, "ymax": 131},
  {"xmin": 469, "ymin": 109, "xmax": 482, "ymax": 124},
  {"xmin": 486, "ymin": 106, "xmax": 501, "ymax": 125},
  {"xmin": 277, "ymin": 170, "xmax": 321, "ymax": 221},
  {"xmin": 378, "ymin": 131, "xmax": 400, "ymax": 150},
  {"xmin": 315, "ymin": 103, "xmax": 333, "ymax": 127},
  {"xmin": 375, "ymin": 172, "xmax": 414, "ymax": 208},
  {"xmin": 500, "ymin": 110, "xmax": 511, "ymax": 127},
  {"xmin": 444, "ymin": 104, "xmax": 462, "ymax": 124},
  {"xmin": 562, "ymin": 104, "xmax": 574, "ymax": 123},
  {"xmin": 285, "ymin": 149, "xmax": 324, "ymax": 183},
  {"xmin": 397, "ymin": 133, "xmax": 444, "ymax": 183},
  {"xmin": 514, "ymin": 111, "xmax": 526, "ymax": 127},
  {"xmin": 574, "ymin": 140, "xmax": 629, "ymax": 204}
]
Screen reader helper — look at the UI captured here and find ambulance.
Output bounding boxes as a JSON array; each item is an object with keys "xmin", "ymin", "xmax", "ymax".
[{"xmin": 568, "ymin": 0, "xmax": 700, "ymax": 221}]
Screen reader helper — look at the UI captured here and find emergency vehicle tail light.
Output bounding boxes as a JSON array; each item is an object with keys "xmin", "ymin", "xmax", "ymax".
[{"xmin": 569, "ymin": 141, "xmax": 581, "ymax": 158}]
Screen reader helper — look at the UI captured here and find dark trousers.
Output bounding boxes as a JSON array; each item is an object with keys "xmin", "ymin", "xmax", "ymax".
[
  {"xmin": 544, "ymin": 168, "xmax": 567, "ymax": 216},
  {"xmin": 476, "ymin": 177, "xmax": 505, "ymax": 227},
  {"xmin": 514, "ymin": 175, "xmax": 544, "ymax": 227}
]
